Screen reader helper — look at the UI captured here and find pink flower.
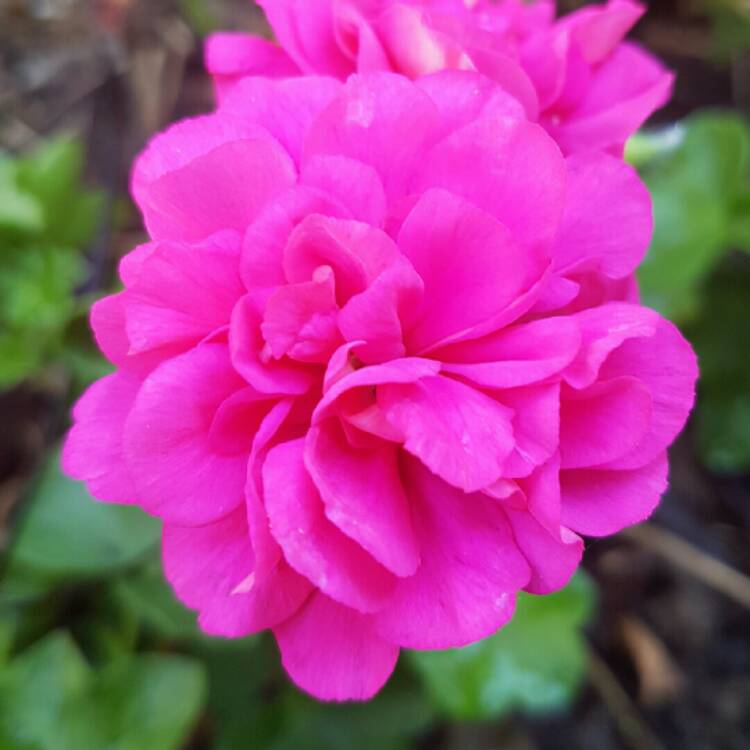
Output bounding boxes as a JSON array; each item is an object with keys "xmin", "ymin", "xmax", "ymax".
[
  {"xmin": 206, "ymin": 0, "xmax": 673, "ymax": 155},
  {"xmin": 63, "ymin": 72, "xmax": 696, "ymax": 701}
]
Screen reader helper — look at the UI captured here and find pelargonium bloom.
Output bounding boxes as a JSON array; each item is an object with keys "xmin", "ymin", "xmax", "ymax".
[
  {"xmin": 63, "ymin": 72, "xmax": 696, "ymax": 701},
  {"xmin": 207, "ymin": 0, "xmax": 673, "ymax": 155}
]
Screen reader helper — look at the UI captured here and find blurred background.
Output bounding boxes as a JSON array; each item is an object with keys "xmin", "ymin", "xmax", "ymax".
[{"xmin": 0, "ymin": 1, "xmax": 748, "ymax": 748}]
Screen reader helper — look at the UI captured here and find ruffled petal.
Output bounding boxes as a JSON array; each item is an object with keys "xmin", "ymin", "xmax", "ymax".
[
  {"xmin": 372, "ymin": 458, "xmax": 530, "ymax": 649},
  {"xmin": 62, "ymin": 372, "xmax": 140, "ymax": 504},
  {"xmin": 162, "ymin": 507, "xmax": 311, "ymax": 637},
  {"xmin": 560, "ymin": 452, "xmax": 668, "ymax": 536},
  {"xmin": 274, "ymin": 592, "xmax": 399, "ymax": 701},
  {"xmin": 305, "ymin": 419, "xmax": 420, "ymax": 577},
  {"xmin": 263, "ymin": 438, "xmax": 395, "ymax": 613}
]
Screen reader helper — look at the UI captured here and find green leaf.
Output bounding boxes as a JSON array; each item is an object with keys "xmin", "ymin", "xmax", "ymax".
[
  {"xmin": 0, "ymin": 245, "xmax": 86, "ymax": 387},
  {"xmin": 60, "ymin": 654, "xmax": 207, "ymax": 750},
  {"xmin": 0, "ymin": 159, "xmax": 44, "ymax": 238},
  {"xmin": 113, "ymin": 559, "xmax": 201, "ymax": 641},
  {"xmin": 408, "ymin": 573, "xmax": 596, "ymax": 721},
  {"xmin": 179, "ymin": 0, "xmax": 219, "ymax": 35},
  {"xmin": 270, "ymin": 671, "xmax": 435, "ymax": 750},
  {"xmin": 15, "ymin": 138, "xmax": 103, "ymax": 247},
  {"xmin": 635, "ymin": 113, "xmax": 750, "ymax": 322},
  {"xmin": 0, "ymin": 632, "xmax": 90, "ymax": 749},
  {"xmin": 8, "ymin": 450, "xmax": 160, "ymax": 578},
  {"xmin": 687, "ymin": 258, "xmax": 750, "ymax": 473}
]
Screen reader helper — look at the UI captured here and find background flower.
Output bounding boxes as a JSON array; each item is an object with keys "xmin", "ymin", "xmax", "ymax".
[{"xmin": 206, "ymin": 0, "xmax": 673, "ymax": 154}]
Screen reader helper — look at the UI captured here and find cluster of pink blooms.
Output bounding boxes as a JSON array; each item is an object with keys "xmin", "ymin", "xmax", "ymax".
[{"xmin": 64, "ymin": 0, "xmax": 697, "ymax": 701}]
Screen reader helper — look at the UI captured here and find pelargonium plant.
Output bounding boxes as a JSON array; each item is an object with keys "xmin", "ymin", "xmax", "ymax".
[
  {"xmin": 64, "ymin": 68, "xmax": 696, "ymax": 699},
  {"xmin": 207, "ymin": 0, "xmax": 673, "ymax": 155}
]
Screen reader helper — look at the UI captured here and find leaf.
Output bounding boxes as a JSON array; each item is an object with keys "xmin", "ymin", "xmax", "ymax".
[
  {"xmin": 408, "ymin": 572, "xmax": 596, "ymax": 721},
  {"xmin": 60, "ymin": 654, "xmax": 207, "ymax": 750},
  {"xmin": 8, "ymin": 450, "xmax": 160, "ymax": 578},
  {"xmin": 270, "ymin": 669, "xmax": 435, "ymax": 750},
  {"xmin": 634, "ymin": 113, "xmax": 750, "ymax": 322},
  {"xmin": 113, "ymin": 559, "xmax": 202, "ymax": 641},
  {"xmin": 0, "ymin": 632, "xmax": 91, "ymax": 749},
  {"xmin": 15, "ymin": 138, "xmax": 103, "ymax": 247},
  {"xmin": 687, "ymin": 258, "xmax": 750, "ymax": 473},
  {"xmin": 0, "ymin": 159, "xmax": 44, "ymax": 238},
  {"xmin": 0, "ymin": 245, "xmax": 86, "ymax": 388}
]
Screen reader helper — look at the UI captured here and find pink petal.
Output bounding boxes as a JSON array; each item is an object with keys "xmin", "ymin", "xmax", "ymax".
[
  {"xmin": 598, "ymin": 316, "xmax": 698, "ymax": 470},
  {"xmin": 284, "ymin": 214, "xmax": 401, "ymax": 301},
  {"xmin": 398, "ymin": 189, "xmax": 546, "ymax": 352},
  {"xmin": 261, "ymin": 266, "xmax": 342, "ymax": 363},
  {"xmin": 205, "ymin": 32, "xmax": 300, "ymax": 101},
  {"xmin": 338, "ymin": 255, "xmax": 424, "ymax": 364},
  {"xmin": 416, "ymin": 70, "xmax": 526, "ymax": 137},
  {"xmin": 274, "ymin": 592, "xmax": 399, "ymax": 701},
  {"xmin": 378, "ymin": 374, "xmax": 514, "ymax": 493},
  {"xmin": 372, "ymin": 457, "xmax": 530, "ymax": 649},
  {"xmin": 90, "ymin": 293, "xmax": 169, "ymax": 376},
  {"xmin": 230, "ymin": 294, "xmax": 314, "ymax": 395},
  {"xmin": 560, "ymin": 376, "xmax": 652, "ymax": 469},
  {"xmin": 241, "ymin": 185, "xmax": 348, "ymax": 291},
  {"xmin": 499, "ymin": 382, "xmax": 561, "ymax": 478},
  {"xmin": 552, "ymin": 152, "xmax": 652, "ymax": 278},
  {"xmin": 132, "ymin": 115, "xmax": 296, "ymax": 242},
  {"xmin": 437, "ymin": 316, "xmax": 581, "ymax": 389},
  {"xmin": 263, "ymin": 438, "xmax": 395, "ymax": 613},
  {"xmin": 303, "ymin": 73, "xmax": 440, "ymax": 200},
  {"xmin": 505, "ymin": 510, "xmax": 583, "ymax": 595},
  {"xmin": 564, "ymin": 303, "xmax": 660, "ymax": 389},
  {"xmin": 245, "ymin": 398, "xmax": 296, "ymax": 577},
  {"xmin": 313, "ymin": 356, "xmax": 442, "ymax": 423},
  {"xmin": 258, "ymin": 0, "xmax": 354, "ymax": 77},
  {"xmin": 564, "ymin": 0, "xmax": 644, "ymax": 65},
  {"xmin": 219, "ymin": 76, "xmax": 341, "ymax": 164},
  {"xmin": 549, "ymin": 43, "xmax": 673, "ymax": 155},
  {"xmin": 300, "ymin": 155, "xmax": 387, "ymax": 226},
  {"xmin": 162, "ymin": 507, "xmax": 311, "ymax": 637},
  {"xmin": 123, "ymin": 231, "xmax": 244, "ymax": 355},
  {"xmin": 305, "ymin": 419, "xmax": 420, "ymax": 577},
  {"xmin": 560, "ymin": 452, "xmax": 668, "ymax": 536},
  {"xmin": 123, "ymin": 343, "xmax": 254, "ymax": 525},
  {"xmin": 412, "ymin": 116, "xmax": 566, "ymax": 254},
  {"xmin": 62, "ymin": 372, "xmax": 140, "ymax": 504},
  {"xmin": 376, "ymin": 2, "xmax": 467, "ymax": 78}
]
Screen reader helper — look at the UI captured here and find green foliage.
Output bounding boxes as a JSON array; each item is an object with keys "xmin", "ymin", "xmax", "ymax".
[
  {"xmin": 7, "ymin": 450, "xmax": 159, "ymax": 579},
  {"xmin": 0, "ymin": 138, "xmax": 103, "ymax": 389},
  {"xmin": 688, "ymin": 260, "xmax": 750, "ymax": 473},
  {"xmin": 179, "ymin": 0, "xmax": 219, "ymax": 36},
  {"xmin": 112, "ymin": 560, "xmax": 202, "ymax": 642},
  {"xmin": 696, "ymin": 0, "xmax": 750, "ymax": 61},
  {"xmin": 630, "ymin": 113, "xmax": 750, "ymax": 322},
  {"xmin": 408, "ymin": 573, "xmax": 596, "ymax": 721},
  {"xmin": 0, "ymin": 632, "xmax": 206, "ymax": 750}
]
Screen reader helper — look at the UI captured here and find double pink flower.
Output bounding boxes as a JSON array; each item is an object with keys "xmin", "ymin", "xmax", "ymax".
[
  {"xmin": 208, "ymin": 0, "xmax": 672, "ymax": 154},
  {"xmin": 64, "ymin": 3, "xmax": 696, "ymax": 702}
]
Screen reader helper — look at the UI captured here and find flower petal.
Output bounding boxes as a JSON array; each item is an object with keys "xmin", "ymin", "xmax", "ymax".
[
  {"xmin": 274, "ymin": 592, "xmax": 399, "ymax": 701},
  {"xmin": 379, "ymin": 374, "xmax": 515, "ymax": 493},
  {"xmin": 305, "ymin": 419, "xmax": 420, "ymax": 577},
  {"xmin": 162, "ymin": 508, "xmax": 311, "ymax": 637},
  {"xmin": 62, "ymin": 372, "xmax": 140, "ymax": 504},
  {"xmin": 123, "ymin": 343, "xmax": 254, "ymax": 525},
  {"xmin": 399, "ymin": 189, "xmax": 546, "ymax": 352},
  {"xmin": 263, "ymin": 438, "xmax": 395, "ymax": 613},
  {"xmin": 560, "ymin": 452, "xmax": 668, "ymax": 536},
  {"xmin": 372, "ymin": 458, "xmax": 530, "ymax": 649}
]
